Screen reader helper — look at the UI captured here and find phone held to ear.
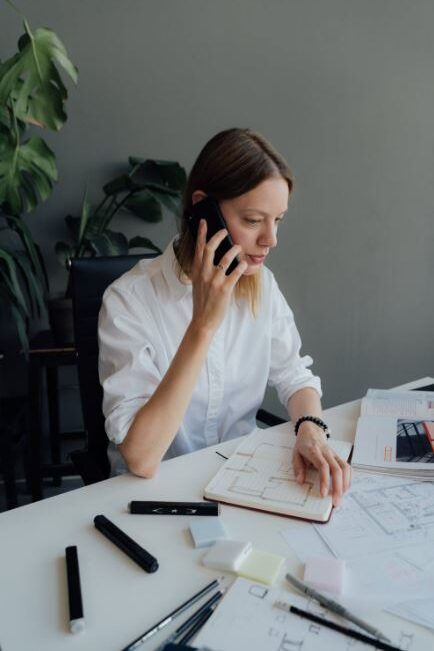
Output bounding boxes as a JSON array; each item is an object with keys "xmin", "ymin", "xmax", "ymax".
[{"xmin": 187, "ymin": 196, "xmax": 240, "ymax": 275}]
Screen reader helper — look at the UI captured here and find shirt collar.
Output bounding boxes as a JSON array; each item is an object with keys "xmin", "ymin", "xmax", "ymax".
[{"xmin": 160, "ymin": 237, "xmax": 192, "ymax": 301}]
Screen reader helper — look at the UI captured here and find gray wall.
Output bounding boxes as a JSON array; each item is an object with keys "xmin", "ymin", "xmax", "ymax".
[{"xmin": 2, "ymin": 0, "xmax": 434, "ymax": 414}]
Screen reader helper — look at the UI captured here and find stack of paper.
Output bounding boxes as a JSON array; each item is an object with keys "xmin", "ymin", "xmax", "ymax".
[{"xmin": 352, "ymin": 389, "xmax": 434, "ymax": 479}]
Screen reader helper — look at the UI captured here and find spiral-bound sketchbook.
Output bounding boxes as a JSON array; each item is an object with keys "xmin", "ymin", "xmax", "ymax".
[{"xmin": 204, "ymin": 424, "xmax": 352, "ymax": 523}]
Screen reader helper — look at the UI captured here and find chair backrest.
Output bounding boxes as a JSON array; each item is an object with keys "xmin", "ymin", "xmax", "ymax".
[{"xmin": 70, "ymin": 254, "xmax": 156, "ymax": 481}]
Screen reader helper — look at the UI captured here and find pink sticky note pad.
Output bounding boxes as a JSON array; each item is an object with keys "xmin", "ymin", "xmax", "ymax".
[{"xmin": 304, "ymin": 556, "xmax": 346, "ymax": 595}]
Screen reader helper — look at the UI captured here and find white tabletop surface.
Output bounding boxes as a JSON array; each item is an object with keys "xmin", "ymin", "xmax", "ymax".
[{"xmin": 1, "ymin": 377, "xmax": 433, "ymax": 651}]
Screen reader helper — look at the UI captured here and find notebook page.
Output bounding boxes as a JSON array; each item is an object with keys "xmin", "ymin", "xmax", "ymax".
[{"xmin": 205, "ymin": 424, "xmax": 352, "ymax": 521}]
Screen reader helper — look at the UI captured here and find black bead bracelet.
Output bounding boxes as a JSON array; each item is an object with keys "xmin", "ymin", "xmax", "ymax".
[{"xmin": 294, "ymin": 415, "xmax": 331, "ymax": 438}]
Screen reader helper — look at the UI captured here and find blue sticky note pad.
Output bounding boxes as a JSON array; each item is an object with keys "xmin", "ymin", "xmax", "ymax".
[{"xmin": 189, "ymin": 517, "xmax": 227, "ymax": 548}]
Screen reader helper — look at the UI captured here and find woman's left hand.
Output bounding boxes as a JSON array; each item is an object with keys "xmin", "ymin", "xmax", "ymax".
[{"xmin": 292, "ymin": 423, "xmax": 352, "ymax": 507}]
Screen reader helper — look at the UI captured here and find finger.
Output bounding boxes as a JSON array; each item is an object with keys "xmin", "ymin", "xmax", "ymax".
[
  {"xmin": 226, "ymin": 260, "xmax": 248, "ymax": 288},
  {"xmin": 202, "ymin": 229, "xmax": 228, "ymax": 268},
  {"xmin": 335, "ymin": 455, "xmax": 352, "ymax": 493},
  {"xmin": 292, "ymin": 450, "xmax": 306, "ymax": 484},
  {"xmin": 322, "ymin": 449, "xmax": 343, "ymax": 506},
  {"xmin": 192, "ymin": 219, "xmax": 207, "ymax": 270},
  {"xmin": 216, "ymin": 244, "xmax": 242, "ymax": 273},
  {"xmin": 309, "ymin": 450, "xmax": 330, "ymax": 498}
]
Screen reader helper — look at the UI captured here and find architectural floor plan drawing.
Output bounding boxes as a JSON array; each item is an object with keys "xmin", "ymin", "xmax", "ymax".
[
  {"xmin": 195, "ymin": 578, "xmax": 425, "ymax": 651},
  {"xmin": 313, "ymin": 473, "xmax": 434, "ymax": 560},
  {"xmin": 223, "ymin": 440, "xmax": 314, "ymax": 506},
  {"xmin": 204, "ymin": 424, "xmax": 353, "ymax": 521}
]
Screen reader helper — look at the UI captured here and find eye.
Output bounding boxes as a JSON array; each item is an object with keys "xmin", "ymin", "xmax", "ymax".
[{"xmin": 244, "ymin": 218, "xmax": 261, "ymax": 226}]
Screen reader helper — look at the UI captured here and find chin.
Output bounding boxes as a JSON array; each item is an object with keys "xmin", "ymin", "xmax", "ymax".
[{"xmin": 242, "ymin": 265, "xmax": 260, "ymax": 276}]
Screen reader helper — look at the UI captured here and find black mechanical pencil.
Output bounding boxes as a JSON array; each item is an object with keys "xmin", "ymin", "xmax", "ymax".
[
  {"xmin": 65, "ymin": 545, "xmax": 85, "ymax": 634},
  {"xmin": 129, "ymin": 501, "xmax": 219, "ymax": 516},
  {"xmin": 93, "ymin": 514, "xmax": 158, "ymax": 573},
  {"xmin": 288, "ymin": 605, "xmax": 401, "ymax": 651}
]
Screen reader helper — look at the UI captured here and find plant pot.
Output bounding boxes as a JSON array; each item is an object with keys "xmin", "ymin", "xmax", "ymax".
[{"xmin": 48, "ymin": 295, "xmax": 74, "ymax": 346}]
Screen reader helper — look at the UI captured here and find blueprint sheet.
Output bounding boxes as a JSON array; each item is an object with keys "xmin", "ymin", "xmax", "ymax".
[
  {"xmin": 313, "ymin": 472, "xmax": 434, "ymax": 559},
  {"xmin": 281, "ymin": 471, "xmax": 434, "ymax": 630},
  {"xmin": 194, "ymin": 577, "xmax": 427, "ymax": 651}
]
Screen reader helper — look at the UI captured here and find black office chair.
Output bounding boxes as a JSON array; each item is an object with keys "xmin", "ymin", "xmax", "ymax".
[
  {"xmin": 70, "ymin": 254, "xmax": 285, "ymax": 486},
  {"xmin": 70, "ymin": 254, "xmax": 155, "ymax": 484}
]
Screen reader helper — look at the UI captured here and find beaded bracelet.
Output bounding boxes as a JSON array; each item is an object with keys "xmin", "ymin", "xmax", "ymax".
[{"xmin": 294, "ymin": 415, "xmax": 331, "ymax": 439}]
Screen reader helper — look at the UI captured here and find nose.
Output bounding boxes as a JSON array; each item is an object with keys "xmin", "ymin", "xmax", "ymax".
[{"xmin": 258, "ymin": 222, "xmax": 278, "ymax": 249}]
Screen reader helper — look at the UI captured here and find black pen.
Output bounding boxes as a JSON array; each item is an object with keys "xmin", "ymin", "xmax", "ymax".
[
  {"xmin": 177, "ymin": 605, "xmax": 215, "ymax": 645},
  {"xmin": 65, "ymin": 546, "xmax": 85, "ymax": 634},
  {"xmin": 122, "ymin": 578, "xmax": 220, "ymax": 651},
  {"xmin": 275, "ymin": 602, "xmax": 400, "ymax": 651},
  {"xmin": 129, "ymin": 501, "xmax": 219, "ymax": 516},
  {"xmin": 94, "ymin": 515, "xmax": 158, "ymax": 573},
  {"xmin": 158, "ymin": 590, "xmax": 223, "ymax": 650}
]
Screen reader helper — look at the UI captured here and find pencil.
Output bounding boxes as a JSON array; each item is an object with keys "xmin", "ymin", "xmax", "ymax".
[
  {"xmin": 121, "ymin": 578, "xmax": 220, "ymax": 651},
  {"xmin": 177, "ymin": 606, "xmax": 215, "ymax": 645},
  {"xmin": 287, "ymin": 604, "xmax": 401, "ymax": 651}
]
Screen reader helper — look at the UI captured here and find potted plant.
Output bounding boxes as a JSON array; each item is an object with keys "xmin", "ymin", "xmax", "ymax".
[
  {"xmin": 52, "ymin": 157, "xmax": 186, "ymax": 344},
  {"xmin": 0, "ymin": 1, "xmax": 77, "ymax": 353}
]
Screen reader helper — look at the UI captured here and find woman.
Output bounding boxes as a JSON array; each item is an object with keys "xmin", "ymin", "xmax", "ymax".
[{"xmin": 98, "ymin": 128, "xmax": 351, "ymax": 505}]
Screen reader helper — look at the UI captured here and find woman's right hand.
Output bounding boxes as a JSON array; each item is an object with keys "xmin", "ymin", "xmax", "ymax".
[{"xmin": 191, "ymin": 219, "xmax": 248, "ymax": 334}]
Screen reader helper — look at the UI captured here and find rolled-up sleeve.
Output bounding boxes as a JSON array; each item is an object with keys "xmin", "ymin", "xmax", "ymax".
[
  {"xmin": 268, "ymin": 279, "xmax": 322, "ymax": 409},
  {"xmin": 98, "ymin": 285, "xmax": 161, "ymax": 445}
]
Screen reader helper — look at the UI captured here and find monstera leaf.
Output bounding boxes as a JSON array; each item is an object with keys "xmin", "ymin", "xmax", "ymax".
[
  {"xmin": 90, "ymin": 231, "xmax": 129, "ymax": 257},
  {"xmin": 0, "ymin": 21, "xmax": 78, "ymax": 130},
  {"xmin": 0, "ymin": 20, "xmax": 77, "ymax": 213},
  {"xmin": 0, "ymin": 134, "xmax": 57, "ymax": 213}
]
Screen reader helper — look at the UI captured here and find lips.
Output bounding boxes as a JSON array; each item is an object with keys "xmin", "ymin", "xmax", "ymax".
[{"xmin": 247, "ymin": 255, "xmax": 266, "ymax": 265}]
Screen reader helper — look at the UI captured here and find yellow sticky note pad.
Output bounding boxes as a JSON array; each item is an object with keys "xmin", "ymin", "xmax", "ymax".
[{"xmin": 237, "ymin": 548, "xmax": 285, "ymax": 585}]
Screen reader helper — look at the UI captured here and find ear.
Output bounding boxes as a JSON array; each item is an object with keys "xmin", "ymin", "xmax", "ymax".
[{"xmin": 191, "ymin": 190, "xmax": 207, "ymax": 206}]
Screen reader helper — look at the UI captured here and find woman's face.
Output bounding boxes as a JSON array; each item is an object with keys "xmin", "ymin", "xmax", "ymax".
[{"xmin": 219, "ymin": 177, "xmax": 289, "ymax": 275}]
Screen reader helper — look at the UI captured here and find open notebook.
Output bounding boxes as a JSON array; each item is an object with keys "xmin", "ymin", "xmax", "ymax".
[{"xmin": 204, "ymin": 423, "xmax": 352, "ymax": 523}]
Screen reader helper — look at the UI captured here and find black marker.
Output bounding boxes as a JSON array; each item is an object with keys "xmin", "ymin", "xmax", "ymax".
[
  {"xmin": 129, "ymin": 501, "xmax": 219, "ymax": 516},
  {"xmin": 65, "ymin": 546, "xmax": 85, "ymax": 634},
  {"xmin": 94, "ymin": 515, "xmax": 158, "ymax": 573}
]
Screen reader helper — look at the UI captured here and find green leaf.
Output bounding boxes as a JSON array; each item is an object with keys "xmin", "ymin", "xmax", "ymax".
[
  {"xmin": 11, "ymin": 301, "xmax": 29, "ymax": 354},
  {"xmin": 103, "ymin": 174, "xmax": 138, "ymax": 196},
  {"xmin": 0, "ymin": 26, "xmax": 78, "ymax": 130},
  {"xmin": 124, "ymin": 190, "xmax": 162, "ymax": 222},
  {"xmin": 128, "ymin": 159, "xmax": 186, "ymax": 192},
  {"xmin": 0, "ymin": 248, "xmax": 29, "ymax": 316},
  {"xmin": 152, "ymin": 160, "xmax": 186, "ymax": 192},
  {"xmin": 89, "ymin": 230, "xmax": 129, "ymax": 256},
  {"xmin": 5, "ymin": 214, "xmax": 48, "ymax": 290},
  {"xmin": 146, "ymin": 187, "xmax": 182, "ymax": 217},
  {"xmin": 128, "ymin": 236, "xmax": 162, "ymax": 254},
  {"xmin": 55, "ymin": 241, "xmax": 73, "ymax": 268},
  {"xmin": 0, "ymin": 134, "xmax": 57, "ymax": 213},
  {"xmin": 13, "ymin": 250, "xmax": 46, "ymax": 318},
  {"xmin": 78, "ymin": 190, "xmax": 92, "ymax": 245}
]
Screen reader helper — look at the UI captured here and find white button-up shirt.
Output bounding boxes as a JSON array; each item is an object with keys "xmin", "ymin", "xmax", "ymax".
[{"xmin": 98, "ymin": 240, "xmax": 321, "ymax": 472}]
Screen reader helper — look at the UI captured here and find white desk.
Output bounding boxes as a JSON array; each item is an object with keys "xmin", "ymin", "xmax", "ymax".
[{"xmin": 1, "ymin": 378, "xmax": 433, "ymax": 651}]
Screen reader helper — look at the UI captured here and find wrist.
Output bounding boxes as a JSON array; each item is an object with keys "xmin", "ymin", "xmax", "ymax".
[
  {"xmin": 296, "ymin": 421, "xmax": 328, "ymax": 441},
  {"xmin": 187, "ymin": 319, "xmax": 215, "ymax": 343},
  {"xmin": 294, "ymin": 415, "xmax": 330, "ymax": 439}
]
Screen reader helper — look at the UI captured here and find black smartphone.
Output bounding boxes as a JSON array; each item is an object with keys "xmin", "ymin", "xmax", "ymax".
[{"xmin": 187, "ymin": 196, "xmax": 240, "ymax": 275}]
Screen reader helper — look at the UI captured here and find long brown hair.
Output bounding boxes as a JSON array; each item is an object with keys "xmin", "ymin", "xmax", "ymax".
[{"xmin": 176, "ymin": 128, "xmax": 294, "ymax": 314}]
